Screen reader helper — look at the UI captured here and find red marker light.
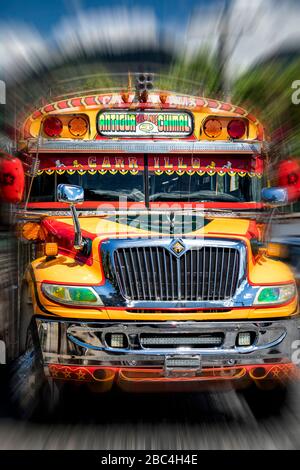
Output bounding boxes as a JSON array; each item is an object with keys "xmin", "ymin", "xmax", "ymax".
[
  {"xmin": 278, "ymin": 158, "xmax": 300, "ymax": 201},
  {"xmin": 0, "ymin": 154, "xmax": 25, "ymax": 204},
  {"xmin": 227, "ymin": 119, "xmax": 246, "ymax": 139},
  {"xmin": 43, "ymin": 117, "xmax": 63, "ymax": 137}
]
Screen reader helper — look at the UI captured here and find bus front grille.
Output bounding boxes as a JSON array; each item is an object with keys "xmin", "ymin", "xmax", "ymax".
[{"xmin": 114, "ymin": 245, "xmax": 240, "ymax": 302}]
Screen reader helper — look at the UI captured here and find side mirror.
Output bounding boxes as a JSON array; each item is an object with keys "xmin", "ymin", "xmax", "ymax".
[
  {"xmin": 261, "ymin": 187, "xmax": 289, "ymax": 206},
  {"xmin": 57, "ymin": 184, "xmax": 84, "ymax": 249},
  {"xmin": 57, "ymin": 184, "xmax": 84, "ymax": 204}
]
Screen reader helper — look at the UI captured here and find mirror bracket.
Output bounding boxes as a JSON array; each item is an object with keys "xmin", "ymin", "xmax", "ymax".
[{"xmin": 70, "ymin": 204, "xmax": 84, "ymax": 250}]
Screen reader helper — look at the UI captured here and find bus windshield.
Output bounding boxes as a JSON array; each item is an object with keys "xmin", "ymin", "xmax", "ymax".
[
  {"xmin": 30, "ymin": 171, "xmax": 262, "ymax": 203},
  {"xmin": 29, "ymin": 154, "xmax": 263, "ymax": 203}
]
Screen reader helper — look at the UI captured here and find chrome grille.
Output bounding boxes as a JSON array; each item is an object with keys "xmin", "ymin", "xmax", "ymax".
[{"xmin": 114, "ymin": 245, "xmax": 240, "ymax": 301}]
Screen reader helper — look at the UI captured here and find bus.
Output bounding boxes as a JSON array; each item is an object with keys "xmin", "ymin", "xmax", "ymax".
[{"xmin": 11, "ymin": 74, "xmax": 299, "ymax": 415}]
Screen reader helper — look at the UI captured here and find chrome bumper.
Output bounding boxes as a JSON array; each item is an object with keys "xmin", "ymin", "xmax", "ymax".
[{"xmin": 36, "ymin": 317, "xmax": 300, "ymax": 370}]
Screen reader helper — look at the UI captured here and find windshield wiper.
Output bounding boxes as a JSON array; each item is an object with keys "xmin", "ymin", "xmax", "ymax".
[
  {"xmin": 85, "ymin": 189, "xmax": 144, "ymax": 202},
  {"xmin": 149, "ymin": 191, "xmax": 241, "ymax": 202},
  {"xmin": 188, "ymin": 190, "xmax": 241, "ymax": 202},
  {"xmin": 149, "ymin": 192, "xmax": 185, "ymax": 201}
]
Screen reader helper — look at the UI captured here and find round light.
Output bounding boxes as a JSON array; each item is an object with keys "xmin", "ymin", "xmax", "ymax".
[
  {"xmin": 203, "ymin": 119, "xmax": 222, "ymax": 138},
  {"xmin": 68, "ymin": 116, "xmax": 88, "ymax": 137},
  {"xmin": 227, "ymin": 119, "xmax": 246, "ymax": 139},
  {"xmin": 43, "ymin": 117, "xmax": 63, "ymax": 137},
  {"xmin": 22, "ymin": 222, "xmax": 42, "ymax": 241}
]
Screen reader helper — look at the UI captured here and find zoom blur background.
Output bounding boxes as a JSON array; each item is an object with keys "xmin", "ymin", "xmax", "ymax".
[{"xmin": 1, "ymin": 0, "xmax": 300, "ymax": 449}]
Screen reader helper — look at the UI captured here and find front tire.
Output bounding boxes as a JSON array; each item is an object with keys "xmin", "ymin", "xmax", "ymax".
[{"xmin": 9, "ymin": 285, "xmax": 62, "ymax": 420}]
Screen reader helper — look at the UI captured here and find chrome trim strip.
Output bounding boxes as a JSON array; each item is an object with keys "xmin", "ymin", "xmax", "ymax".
[
  {"xmin": 155, "ymin": 247, "xmax": 161, "ymax": 300},
  {"xmin": 230, "ymin": 251, "xmax": 238, "ymax": 298},
  {"xmin": 17, "ymin": 209, "xmax": 266, "ymax": 219},
  {"xmin": 208, "ymin": 247, "xmax": 212, "ymax": 299},
  {"xmin": 66, "ymin": 330, "xmax": 287, "ymax": 355},
  {"xmin": 37, "ymin": 318, "xmax": 299, "ymax": 368},
  {"xmin": 27, "ymin": 139, "xmax": 261, "ymax": 154}
]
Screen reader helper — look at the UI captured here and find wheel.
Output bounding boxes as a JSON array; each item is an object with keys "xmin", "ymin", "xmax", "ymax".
[{"xmin": 9, "ymin": 284, "xmax": 62, "ymax": 420}]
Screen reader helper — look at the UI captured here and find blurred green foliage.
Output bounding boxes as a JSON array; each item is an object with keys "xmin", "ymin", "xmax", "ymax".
[
  {"xmin": 232, "ymin": 59, "xmax": 300, "ymax": 156},
  {"xmin": 156, "ymin": 50, "xmax": 222, "ymax": 97}
]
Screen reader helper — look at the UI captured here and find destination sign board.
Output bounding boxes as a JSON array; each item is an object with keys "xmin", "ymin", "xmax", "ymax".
[{"xmin": 97, "ymin": 111, "xmax": 193, "ymax": 137}]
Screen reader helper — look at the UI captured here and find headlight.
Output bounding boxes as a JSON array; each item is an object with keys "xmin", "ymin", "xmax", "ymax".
[
  {"xmin": 42, "ymin": 283, "xmax": 103, "ymax": 306},
  {"xmin": 253, "ymin": 283, "xmax": 296, "ymax": 306}
]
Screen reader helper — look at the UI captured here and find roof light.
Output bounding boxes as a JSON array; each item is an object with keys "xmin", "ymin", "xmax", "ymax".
[
  {"xmin": 135, "ymin": 73, "xmax": 153, "ymax": 102},
  {"xmin": 43, "ymin": 117, "xmax": 63, "ymax": 137},
  {"xmin": 203, "ymin": 119, "xmax": 222, "ymax": 138},
  {"xmin": 68, "ymin": 116, "xmax": 88, "ymax": 137},
  {"xmin": 227, "ymin": 119, "xmax": 246, "ymax": 139}
]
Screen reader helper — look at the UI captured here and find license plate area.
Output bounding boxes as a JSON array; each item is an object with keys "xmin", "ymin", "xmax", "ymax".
[{"xmin": 164, "ymin": 355, "xmax": 202, "ymax": 377}]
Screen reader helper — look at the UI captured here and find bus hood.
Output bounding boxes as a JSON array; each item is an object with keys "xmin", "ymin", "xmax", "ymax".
[{"xmin": 40, "ymin": 213, "xmax": 259, "ymax": 245}]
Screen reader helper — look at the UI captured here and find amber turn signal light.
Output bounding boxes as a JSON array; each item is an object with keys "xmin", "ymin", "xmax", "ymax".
[
  {"xmin": 68, "ymin": 116, "xmax": 88, "ymax": 137},
  {"xmin": 203, "ymin": 119, "xmax": 222, "ymax": 138},
  {"xmin": 22, "ymin": 222, "xmax": 45, "ymax": 241},
  {"xmin": 45, "ymin": 242, "xmax": 58, "ymax": 258}
]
